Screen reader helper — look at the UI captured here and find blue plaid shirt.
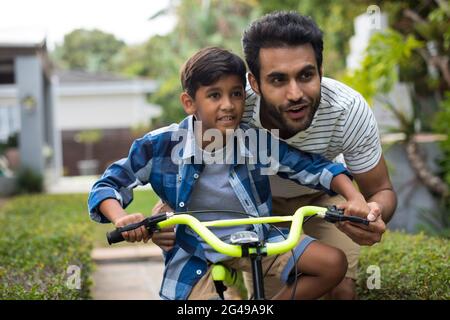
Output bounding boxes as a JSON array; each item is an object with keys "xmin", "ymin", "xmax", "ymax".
[{"xmin": 88, "ymin": 115, "xmax": 349, "ymax": 300}]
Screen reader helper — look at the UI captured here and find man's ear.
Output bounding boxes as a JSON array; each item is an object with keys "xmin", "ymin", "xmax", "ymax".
[
  {"xmin": 248, "ymin": 73, "xmax": 260, "ymax": 95},
  {"xmin": 180, "ymin": 92, "xmax": 196, "ymax": 115}
]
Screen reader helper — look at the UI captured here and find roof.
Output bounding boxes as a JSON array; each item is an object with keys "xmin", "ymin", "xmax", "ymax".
[
  {"xmin": 0, "ymin": 28, "xmax": 52, "ymax": 79},
  {"xmin": 56, "ymin": 70, "xmax": 134, "ymax": 83},
  {"xmin": 0, "ymin": 28, "xmax": 47, "ymax": 49},
  {"xmin": 54, "ymin": 70, "xmax": 158, "ymax": 96}
]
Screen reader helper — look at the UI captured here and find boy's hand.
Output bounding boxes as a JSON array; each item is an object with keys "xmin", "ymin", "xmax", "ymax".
[
  {"xmin": 336, "ymin": 200, "xmax": 386, "ymax": 246},
  {"xmin": 337, "ymin": 196, "xmax": 370, "ymax": 219},
  {"xmin": 151, "ymin": 200, "xmax": 176, "ymax": 251},
  {"xmin": 114, "ymin": 213, "xmax": 151, "ymax": 243}
]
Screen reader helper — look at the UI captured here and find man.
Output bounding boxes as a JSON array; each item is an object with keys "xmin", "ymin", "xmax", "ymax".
[{"xmin": 151, "ymin": 11, "xmax": 397, "ymax": 299}]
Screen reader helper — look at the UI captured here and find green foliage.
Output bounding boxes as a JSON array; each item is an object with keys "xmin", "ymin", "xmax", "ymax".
[
  {"xmin": 342, "ymin": 29, "xmax": 423, "ymax": 103},
  {"xmin": 74, "ymin": 130, "xmax": 103, "ymax": 145},
  {"xmin": 341, "ymin": 29, "xmax": 423, "ymax": 135},
  {"xmin": 53, "ymin": 29, "xmax": 125, "ymax": 73},
  {"xmin": 433, "ymin": 91, "xmax": 450, "ymax": 191},
  {"xmin": 145, "ymin": 0, "xmax": 257, "ymax": 124},
  {"xmin": 295, "ymin": 0, "xmax": 368, "ymax": 77},
  {"xmin": 15, "ymin": 168, "xmax": 43, "ymax": 194},
  {"xmin": 0, "ymin": 194, "xmax": 94, "ymax": 299},
  {"xmin": 357, "ymin": 231, "xmax": 450, "ymax": 299}
]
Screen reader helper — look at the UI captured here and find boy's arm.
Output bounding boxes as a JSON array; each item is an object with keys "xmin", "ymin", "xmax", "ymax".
[
  {"xmin": 272, "ymin": 136, "xmax": 350, "ymax": 194},
  {"xmin": 88, "ymin": 135, "xmax": 153, "ymax": 224},
  {"xmin": 99, "ymin": 198, "xmax": 150, "ymax": 243},
  {"xmin": 274, "ymin": 137, "xmax": 370, "ymax": 221}
]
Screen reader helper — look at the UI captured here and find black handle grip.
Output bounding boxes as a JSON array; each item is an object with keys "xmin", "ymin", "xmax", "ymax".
[
  {"xmin": 107, "ymin": 229, "xmax": 125, "ymax": 245},
  {"xmin": 346, "ymin": 215, "xmax": 370, "ymax": 225}
]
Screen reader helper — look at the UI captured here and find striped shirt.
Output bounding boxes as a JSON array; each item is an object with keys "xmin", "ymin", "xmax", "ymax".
[{"xmin": 242, "ymin": 77, "xmax": 382, "ymax": 198}]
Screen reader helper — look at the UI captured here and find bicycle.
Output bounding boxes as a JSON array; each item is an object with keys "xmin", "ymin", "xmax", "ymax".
[{"xmin": 106, "ymin": 205, "xmax": 369, "ymax": 300}]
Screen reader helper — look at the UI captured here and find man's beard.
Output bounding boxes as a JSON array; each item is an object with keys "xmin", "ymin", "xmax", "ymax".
[{"xmin": 260, "ymin": 89, "xmax": 321, "ymax": 138}]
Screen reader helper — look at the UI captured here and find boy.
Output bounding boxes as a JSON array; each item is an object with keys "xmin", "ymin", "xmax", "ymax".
[{"xmin": 88, "ymin": 47, "xmax": 370, "ymax": 300}]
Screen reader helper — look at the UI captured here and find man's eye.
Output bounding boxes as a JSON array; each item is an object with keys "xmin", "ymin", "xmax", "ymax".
[{"xmin": 300, "ymin": 72, "xmax": 314, "ymax": 81}]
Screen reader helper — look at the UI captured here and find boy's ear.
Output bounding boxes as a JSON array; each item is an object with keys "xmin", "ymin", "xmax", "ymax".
[
  {"xmin": 248, "ymin": 73, "xmax": 260, "ymax": 95},
  {"xmin": 180, "ymin": 92, "xmax": 196, "ymax": 115}
]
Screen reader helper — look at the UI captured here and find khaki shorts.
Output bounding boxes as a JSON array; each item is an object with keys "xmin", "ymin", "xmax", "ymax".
[
  {"xmin": 272, "ymin": 191, "xmax": 360, "ymax": 280},
  {"xmin": 188, "ymin": 234, "xmax": 315, "ymax": 300}
]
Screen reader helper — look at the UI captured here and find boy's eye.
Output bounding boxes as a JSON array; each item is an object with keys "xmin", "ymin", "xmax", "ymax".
[
  {"xmin": 232, "ymin": 91, "xmax": 243, "ymax": 97},
  {"xmin": 270, "ymin": 77, "xmax": 285, "ymax": 85},
  {"xmin": 208, "ymin": 92, "xmax": 220, "ymax": 99}
]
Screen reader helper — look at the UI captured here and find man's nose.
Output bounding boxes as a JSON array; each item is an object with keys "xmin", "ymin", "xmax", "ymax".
[{"xmin": 286, "ymin": 80, "xmax": 303, "ymax": 102}]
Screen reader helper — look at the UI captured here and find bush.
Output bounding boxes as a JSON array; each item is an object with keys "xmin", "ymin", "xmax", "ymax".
[
  {"xmin": 0, "ymin": 194, "xmax": 94, "ymax": 299},
  {"xmin": 357, "ymin": 231, "xmax": 450, "ymax": 300},
  {"xmin": 15, "ymin": 168, "xmax": 43, "ymax": 194}
]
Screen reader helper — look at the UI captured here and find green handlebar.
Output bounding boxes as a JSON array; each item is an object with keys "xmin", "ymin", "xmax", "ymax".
[{"xmin": 156, "ymin": 206, "xmax": 327, "ymax": 257}]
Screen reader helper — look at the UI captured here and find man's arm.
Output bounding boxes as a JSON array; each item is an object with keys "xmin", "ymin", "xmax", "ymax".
[
  {"xmin": 337, "ymin": 155, "xmax": 397, "ymax": 246},
  {"xmin": 353, "ymin": 155, "xmax": 397, "ymax": 223}
]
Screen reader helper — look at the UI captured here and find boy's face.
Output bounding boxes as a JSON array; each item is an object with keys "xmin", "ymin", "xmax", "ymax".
[
  {"xmin": 183, "ymin": 74, "xmax": 245, "ymax": 140},
  {"xmin": 248, "ymin": 44, "xmax": 322, "ymax": 139}
]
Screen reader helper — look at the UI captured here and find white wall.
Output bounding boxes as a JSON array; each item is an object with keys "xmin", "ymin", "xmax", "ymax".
[
  {"xmin": 0, "ymin": 81, "xmax": 162, "ymax": 133},
  {"xmin": 56, "ymin": 92, "xmax": 161, "ymax": 130}
]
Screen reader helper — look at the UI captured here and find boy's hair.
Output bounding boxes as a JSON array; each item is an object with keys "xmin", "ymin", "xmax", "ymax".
[
  {"xmin": 242, "ymin": 11, "xmax": 323, "ymax": 82},
  {"xmin": 181, "ymin": 47, "xmax": 247, "ymax": 99}
]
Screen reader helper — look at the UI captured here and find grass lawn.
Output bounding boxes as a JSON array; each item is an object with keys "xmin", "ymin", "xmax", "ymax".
[{"xmin": 0, "ymin": 189, "xmax": 159, "ymax": 299}]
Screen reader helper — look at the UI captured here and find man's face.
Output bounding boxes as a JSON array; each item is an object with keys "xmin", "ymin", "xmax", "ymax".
[{"xmin": 251, "ymin": 44, "xmax": 322, "ymax": 139}]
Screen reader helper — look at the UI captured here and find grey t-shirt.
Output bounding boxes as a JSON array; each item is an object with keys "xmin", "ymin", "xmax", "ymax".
[{"xmin": 187, "ymin": 147, "xmax": 252, "ymax": 263}]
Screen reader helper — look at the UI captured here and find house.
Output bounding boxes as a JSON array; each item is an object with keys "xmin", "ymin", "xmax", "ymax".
[
  {"xmin": 55, "ymin": 70, "xmax": 161, "ymax": 176},
  {"xmin": 0, "ymin": 41, "xmax": 161, "ymax": 181},
  {"xmin": 0, "ymin": 32, "xmax": 61, "ymax": 194}
]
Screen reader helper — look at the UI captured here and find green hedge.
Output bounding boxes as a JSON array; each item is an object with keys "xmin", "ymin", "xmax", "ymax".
[
  {"xmin": 1, "ymin": 193, "xmax": 448, "ymax": 300},
  {"xmin": 357, "ymin": 231, "xmax": 450, "ymax": 300},
  {"xmin": 0, "ymin": 194, "xmax": 94, "ymax": 299}
]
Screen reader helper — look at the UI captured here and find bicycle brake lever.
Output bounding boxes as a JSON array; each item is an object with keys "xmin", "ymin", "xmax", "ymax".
[
  {"xmin": 324, "ymin": 206, "xmax": 370, "ymax": 226},
  {"xmin": 115, "ymin": 212, "xmax": 171, "ymax": 233}
]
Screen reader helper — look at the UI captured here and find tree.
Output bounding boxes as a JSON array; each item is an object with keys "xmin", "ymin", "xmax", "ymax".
[
  {"xmin": 342, "ymin": 0, "xmax": 450, "ymax": 236},
  {"xmin": 52, "ymin": 29, "xmax": 126, "ymax": 73}
]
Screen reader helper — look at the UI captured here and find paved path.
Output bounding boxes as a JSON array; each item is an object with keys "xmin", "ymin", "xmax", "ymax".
[{"xmin": 91, "ymin": 245, "xmax": 164, "ymax": 300}]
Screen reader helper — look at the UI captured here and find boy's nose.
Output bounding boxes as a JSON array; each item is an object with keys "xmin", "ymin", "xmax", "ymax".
[{"xmin": 220, "ymin": 97, "xmax": 234, "ymax": 111}]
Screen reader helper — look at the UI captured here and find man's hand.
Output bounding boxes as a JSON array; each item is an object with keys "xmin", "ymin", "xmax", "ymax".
[
  {"xmin": 151, "ymin": 200, "xmax": 176, "ymax": 251},
  {"xmin": 336, "ymin": 202, "xmax": 386, "ymax": 246},
  {"xmin": 114, "ymin": 213, "xmax": 151, "ymax": 243}
]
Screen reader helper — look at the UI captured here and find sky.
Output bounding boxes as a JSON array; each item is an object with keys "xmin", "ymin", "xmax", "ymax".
[{"xmin": 0, "ymin": 0, "xmax": 176, "ymax": 49}]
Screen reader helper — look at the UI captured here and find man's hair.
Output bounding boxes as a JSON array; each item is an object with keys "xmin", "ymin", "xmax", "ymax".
[
  {"xmin": 181, "ymin": 47, "xmax": 247, "ymax": 98},
  {"xmin": 242, "ymin": 11, "xmax": 324, "ymax": 82}
]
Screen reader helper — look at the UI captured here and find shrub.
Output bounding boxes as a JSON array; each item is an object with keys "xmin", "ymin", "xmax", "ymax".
[
  {"xmin": 357, "ymin": 231, "xmax": 450, "ymax": 300},
  {"xmin": 15, "ymin": 168, "xmax": 43, "ymax": 194},
  {"xmin": 0, "ymin": 194, "xmax": 94, "ymax": 299}
]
